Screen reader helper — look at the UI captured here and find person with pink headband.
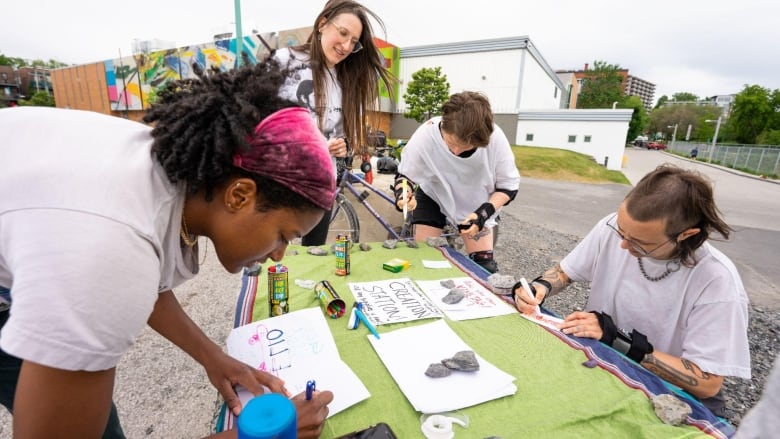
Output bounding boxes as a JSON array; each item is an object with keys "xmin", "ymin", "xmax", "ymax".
[{"xmin": 0, "ymin": 58, "xmax": 335, "ymax": 438}]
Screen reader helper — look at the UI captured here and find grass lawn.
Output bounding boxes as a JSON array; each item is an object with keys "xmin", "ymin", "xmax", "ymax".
[{"xmin": 512, "ymin": 145, "xmax": 630, "ymax": 184}]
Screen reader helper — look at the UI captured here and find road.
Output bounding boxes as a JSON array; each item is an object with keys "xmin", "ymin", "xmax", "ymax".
[{"xmin": 506, "ymin": 147, "xmax": 780, "ymax": 309}]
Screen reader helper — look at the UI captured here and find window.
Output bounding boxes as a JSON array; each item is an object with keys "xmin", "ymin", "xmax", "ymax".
[
  {"xmin": 526, "ymin": 133, "xmax": 534, "ymax": 142},
  {"xmin": 584, "ymin": 135, "xmax": 592, "ymax": 143},
  {"xmin": 554, "ymin": 88, "xmax": 558, "ymax": 98},
  {"xmin": 568, "ymin": 135, "xmax": 576, "ymax": 143}
]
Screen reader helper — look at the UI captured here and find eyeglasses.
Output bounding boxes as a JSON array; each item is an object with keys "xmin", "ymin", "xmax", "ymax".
[
  {"xmin": 605, "ymin": 213, "xmax": 677, "ymax": 257},
  {"xmin": 329, "ymin": 20, "xmax": 363, "ymax": 53}
]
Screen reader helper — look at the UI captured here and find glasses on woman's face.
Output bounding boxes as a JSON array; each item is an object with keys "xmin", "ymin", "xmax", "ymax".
[
  {"xmin": 605, "ymin": 214, "xmax": 676, "ymax": 257},
  {"xmin": 328, "ymin": 20, "xmax": 363, "ymax": 53}
]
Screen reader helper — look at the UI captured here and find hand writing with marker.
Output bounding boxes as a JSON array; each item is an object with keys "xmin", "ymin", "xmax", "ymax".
[{"xmin": 292, "ymin": 380, "xmax": 333, "ymax": 438}]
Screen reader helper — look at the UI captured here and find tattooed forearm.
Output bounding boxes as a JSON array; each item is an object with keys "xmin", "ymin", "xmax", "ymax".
[
  {"xmin": 682, "ymin": 358, "xmax": 712, "ymax": 379},
  {"xmin": 540, "ymin": 264, "xmax": 572, "ymax": 297},
  {"xmin": 642, "ymin": 354, "xmax": 699, "ymax": 387}
]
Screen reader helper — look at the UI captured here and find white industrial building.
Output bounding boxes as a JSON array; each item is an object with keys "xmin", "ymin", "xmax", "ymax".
[{"xmin": 391, "ymin": 36, "xmax": 630, "ymax": 170}]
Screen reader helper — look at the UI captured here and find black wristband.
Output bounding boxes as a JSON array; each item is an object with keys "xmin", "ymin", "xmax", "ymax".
[
  {"xmin": 592, "ymin": 311, "xmax": 617, "ymax": 345},
  {"xmin": 593, "ymin": 311, "xmax": 654, "ymax": 363},
  {"xmin": 531, "ymin": 276, "xmax": 552, "ymax": 298},
  {"xmin": 472, "ymin": 202, "xmax": 496, "ymax": 231},
  {"xmin": 510, "ymin": 279, "xmax": 545, "ymax": 305},
  {"xmin": 393, "ymin": 176, "xmax": 414, "ymax": 212}
]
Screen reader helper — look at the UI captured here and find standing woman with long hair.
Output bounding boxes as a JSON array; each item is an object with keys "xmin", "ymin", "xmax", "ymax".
[{"xmin": 275, "ymin": 0, "xmax": 395, "ymax": 245}]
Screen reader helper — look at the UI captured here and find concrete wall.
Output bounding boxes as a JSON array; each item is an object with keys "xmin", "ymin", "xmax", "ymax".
[{"xmin": 516, "ymin": 110, "xmax": 633, "ymax": 170}]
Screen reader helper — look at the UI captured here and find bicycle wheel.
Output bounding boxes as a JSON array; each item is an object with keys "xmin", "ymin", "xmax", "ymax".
[{"xmin": 327, "ymin": 193, "xmax": 360, "ymax": 243}]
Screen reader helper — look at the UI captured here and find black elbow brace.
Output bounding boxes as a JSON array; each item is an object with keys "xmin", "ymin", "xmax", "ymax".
[
  {"xmin": 495, "ymin": 188, "xmax": 518, "ymax": 206},
  {"xmin": 592, "ymin": 311, "xmax": 654, "ymax": 363}
]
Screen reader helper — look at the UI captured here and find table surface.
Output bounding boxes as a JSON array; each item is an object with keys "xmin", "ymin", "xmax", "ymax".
[{"xmin": 228, "ymin": 244, "xmax": 730, "ymax": 439}]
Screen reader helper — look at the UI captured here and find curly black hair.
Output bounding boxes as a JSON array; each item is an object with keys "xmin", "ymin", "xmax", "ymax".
[{"xmin": 143, "ymin": 58, "xmax": 318, "ymax": 212}]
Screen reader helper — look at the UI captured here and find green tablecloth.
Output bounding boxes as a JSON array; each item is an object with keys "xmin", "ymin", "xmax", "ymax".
[{"xmin": 243, "ymin": 244, "xmax": 712, "ymax": 439}]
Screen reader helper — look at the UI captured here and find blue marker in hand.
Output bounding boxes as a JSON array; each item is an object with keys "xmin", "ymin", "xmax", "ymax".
[{"xmin": 305, "ymin": 380, "xmax": 316, "ymax": 401}]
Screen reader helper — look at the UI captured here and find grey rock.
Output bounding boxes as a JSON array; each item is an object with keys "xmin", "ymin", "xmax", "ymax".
[
  {"xmin": 425, "ymin": 236, "xmax": 449, "ymax": 248},
  {"xmin": 359, "ymin": 242, "xmax": 372, "ymax": 252},
  {"xmin": 306, "ymin": 247, "xmax": 329, "ymax": 256},
  {"xmin": 425, "ymin": 363, "xmax": 452, "ymax": 378},
  {"xmin": 440, "ymin": 279, "xmax": 456, "ymax": 289},
  {"xmin": 285, "ymin": 249, "xmax": 298, "ymax": 256},
  {"xmin": 487, "ymin": 273, "xmax": 516, "ymax": 296},
  {"xmin": 442, "ymin": 288, "xmax": 465, "ymax": 305},
  {"xmin": 652, "ymin": 394, "xmax": 692, "ymax": 426},
  {"xmin": 405, "ymin": 239, "xmax": 419, "ymax": 248},
  {"xmin": 382, "ymin": 239, "xmax": 398, "ymax": 249},
  {"xmin": 442, "ymin": 350, "xmax": 480, "ymax": 372}
]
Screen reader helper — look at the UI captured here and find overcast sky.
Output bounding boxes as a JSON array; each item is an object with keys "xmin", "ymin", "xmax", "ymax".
[{"xmin": 3, "ymin": 0, "xmax": 778, "ymax": 103}]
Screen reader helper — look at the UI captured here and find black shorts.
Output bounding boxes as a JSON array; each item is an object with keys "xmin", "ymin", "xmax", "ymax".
[{"xmin": 411, "ymin": 188, "xmax": 447, "ymax": 229}]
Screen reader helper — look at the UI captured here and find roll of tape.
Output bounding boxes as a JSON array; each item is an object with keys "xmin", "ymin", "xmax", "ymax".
[{"xmin": 421, "ymin": 415, "xmax": 454, "ymax": 439}]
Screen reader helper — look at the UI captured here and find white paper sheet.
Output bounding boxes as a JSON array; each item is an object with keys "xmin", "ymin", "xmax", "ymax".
[
  {"xmin": 226, "ymin": 308, "xmax": 369, "ymax": 417},
  {"xmin": 368, "ymin": 320, "xmax": 516, "ymax": 413},
  {"xmin": 415, "ymin": 277, "xmax": 516, "ymax": 321},
  {"xmin": 422, "ymin": 260, "xmax": 452, "ymax": 269},
  {"xmin": 348, "ymin": 278, "xmax": 443, "ymax": 325}
]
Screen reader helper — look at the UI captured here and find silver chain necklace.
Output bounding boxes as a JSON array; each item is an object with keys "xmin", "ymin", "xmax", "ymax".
[{"xmin": 637, "ymin": 258, "xmax": 681, "ymax": 282}]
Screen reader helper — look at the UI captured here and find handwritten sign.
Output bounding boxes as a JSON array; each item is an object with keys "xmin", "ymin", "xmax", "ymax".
[
  {"xmin": 348, "ymin": 278, "xmax": 443, "ymax": 325},
  {"xmin": 415, "ymin": 277, "xmax": 516, "ymax": 321},
  {"xmin": 226, "ymin": 308, "xmax": 370, "ymax": 417}
]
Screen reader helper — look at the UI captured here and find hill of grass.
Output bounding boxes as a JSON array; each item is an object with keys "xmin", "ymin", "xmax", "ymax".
[{"xmin": 512, "ymin": 145, "xmax": 630, "ymax": 184}]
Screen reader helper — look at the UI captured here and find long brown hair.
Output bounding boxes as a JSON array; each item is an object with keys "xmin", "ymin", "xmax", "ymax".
[
  {"xmin": 294, "ymin": 0, "xmax": 395, "ymax": 152},
  {"xmin": 625, "ymin": 164, "xmax": 733, "ymax": 266}
]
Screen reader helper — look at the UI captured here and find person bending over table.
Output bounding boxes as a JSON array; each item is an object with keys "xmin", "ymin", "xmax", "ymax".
[
  {"xmin": 0, "ymin": 59, "xmax": 334, "ymax": 438},
  {"xmin": 394, "ymin": 91, "xmax": 521, "ymax": 273},
  {"xmin": 274, "ymin": 0, "xmax": 395, "ymax": 246},
  {"xmin": 513, "ymin": 164, "xmax": 750, "ymax": 417}
]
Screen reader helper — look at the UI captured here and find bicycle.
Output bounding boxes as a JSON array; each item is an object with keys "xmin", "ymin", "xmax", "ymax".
[{"xmin": 326, "ymin": 165, "xmax": 498, "ymax": 248}]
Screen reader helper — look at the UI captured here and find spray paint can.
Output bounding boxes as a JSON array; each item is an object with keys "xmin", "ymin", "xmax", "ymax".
[
  {"xmin": 314, "ymin": 280, "xmax": 346, "ymax": 318},
  {"xmin": 334, "ymin": 234, "xmax": 351, "ymax": 276},
  {"xmin": 267, "ymin": 264, "xmax": 289, "ymax": 317}
]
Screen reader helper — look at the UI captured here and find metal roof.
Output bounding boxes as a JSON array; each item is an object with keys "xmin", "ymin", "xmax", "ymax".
[
  {"xmin": 518, "ymin": 109, "xmax": 634, "ymax": 122},
  {"xmin": 400, "ymin": 35, "xmax": 565, "ymax": 91}
]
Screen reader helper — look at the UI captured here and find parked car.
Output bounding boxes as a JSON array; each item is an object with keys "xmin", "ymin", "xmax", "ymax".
[{"xmin": 647, "ymin": 141, "xmax": 667, "ymax": 150}]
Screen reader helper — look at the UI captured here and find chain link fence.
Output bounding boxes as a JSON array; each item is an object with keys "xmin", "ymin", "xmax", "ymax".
[{"xmin": 667, "ymin": 141, "xmax": 780, "ymax": 178}]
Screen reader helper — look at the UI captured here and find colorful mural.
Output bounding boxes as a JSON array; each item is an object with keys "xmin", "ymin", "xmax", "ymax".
[{"xmin": 105, "ymin": 27, "xmax": 398, "ymax": 112}]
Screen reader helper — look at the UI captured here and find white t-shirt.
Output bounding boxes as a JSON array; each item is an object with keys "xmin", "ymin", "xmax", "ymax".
[
  {"xmin": 0, "ymin": 107, "xmax": 197, "ymax": 371},
  {"xmin": 561, "ymin": 214, "xmax": 751, "ymax": 379},
  {"xmin": 275, "ymin": 48, "xmax": 343, "ymax": 139},
  {"xmin": 397, "ymin": 117, "xmax": 521, "ymax": 226}
]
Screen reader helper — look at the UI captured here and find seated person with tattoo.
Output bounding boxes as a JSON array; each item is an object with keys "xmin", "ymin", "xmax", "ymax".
[{"xmin": 513, "ymin": 164, "xmax": 750, "ymax": 417}]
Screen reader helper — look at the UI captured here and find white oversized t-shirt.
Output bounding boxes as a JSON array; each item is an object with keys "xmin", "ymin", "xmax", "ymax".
[
  {"xmin": 561, "ymin": 214, "xmax": 751, "ymax": 379},
  {"xmin": 398, "ymin": 117, "xmax": 521, "ymax": 226},
  {"xmin": 0, "ymin": 107, "xmax": 197, "ymax": 371}
]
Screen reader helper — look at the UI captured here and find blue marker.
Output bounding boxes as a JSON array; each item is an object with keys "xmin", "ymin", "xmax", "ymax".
[
  {"xmin": 305, "ymin": 380, "xmax": 316, "ymax": 401},
  {"xmin": 353, "ymin": 303, "xmax": 381, "ymax": 340}
]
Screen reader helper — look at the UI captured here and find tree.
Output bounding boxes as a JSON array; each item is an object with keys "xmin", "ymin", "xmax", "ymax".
[
  {"xmin": 654, "ymin": 95, "xmax": 669, "ymax": 109},
  {"xmin": 647, "ymin": 104, "xmax": 720, "ymax": 141},
  {"xmin": 623, "ymin": 96, "xmax": 648, "ymax": 142},
  {"xmin": 672, "ymin": 92, "xmax": 699, "ymax": 102},
  {"xmin": 576, "ymin": 60, "xmax": 624, "ymax": 109},
  {"xmin": 18, "ymin": 91, "xmax": 55, "ymax": 107},
  {"xmin": 403, "ymin": 67, "xmax": 450, "ymax": 123},
  {"xmin": 730, "ymin": 84, "xmax": 774, "ymax": 144}
]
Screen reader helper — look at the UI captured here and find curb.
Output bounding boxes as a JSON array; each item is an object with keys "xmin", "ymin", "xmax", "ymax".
[{"xmin": 659, "ymin": 151, "xmax": 780, "ymax": 186}]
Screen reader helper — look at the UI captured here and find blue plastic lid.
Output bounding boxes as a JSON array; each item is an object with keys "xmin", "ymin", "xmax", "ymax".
[{"xmin": 237, "ymin": 393, "xmax": 297, "ymax": 439}]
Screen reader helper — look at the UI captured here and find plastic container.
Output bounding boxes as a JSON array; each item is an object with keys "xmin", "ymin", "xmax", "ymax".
[{"xmin": 237, "ymin": 393, "xmax": 297, "ymax": 439}]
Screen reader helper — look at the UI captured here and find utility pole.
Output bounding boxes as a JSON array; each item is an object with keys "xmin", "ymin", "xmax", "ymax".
[{"xmin": 234, "ymin": 0, "xmax": 244, "ymax": 68}]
